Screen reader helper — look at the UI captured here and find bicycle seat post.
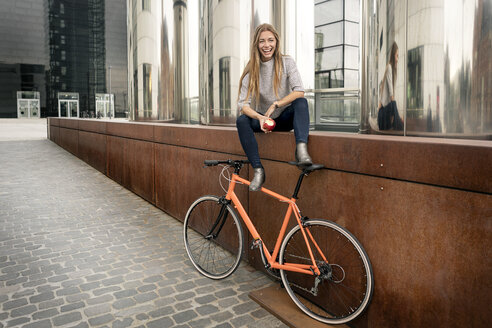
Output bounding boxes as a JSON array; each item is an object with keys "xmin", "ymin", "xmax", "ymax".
[{"xmin": 292, "ymin": 171, "xmax": 307, "ymax": 199}]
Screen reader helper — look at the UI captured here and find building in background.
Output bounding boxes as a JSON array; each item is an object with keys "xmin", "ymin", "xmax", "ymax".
[
  {"xmin": 0, "ymin": 0, "xmax": 127, "ymax": 118},
  {"xmin": 0, "ymin": 1, "xmax": 47, "ymax": 118}
]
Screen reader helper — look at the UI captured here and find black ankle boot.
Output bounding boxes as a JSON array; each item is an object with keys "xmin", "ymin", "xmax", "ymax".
[
  {"xmin": 249, "ymin": 168, "xmax": 265, "ymax": 191},
  {"xmin": 295, "ymin": 142, "xmax": 312, "ymax": 166}
]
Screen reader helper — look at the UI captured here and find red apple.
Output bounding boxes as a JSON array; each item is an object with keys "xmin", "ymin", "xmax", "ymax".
[{"xmin": 263, "ymin": 118, "xmax": 276, "ymax": 131}]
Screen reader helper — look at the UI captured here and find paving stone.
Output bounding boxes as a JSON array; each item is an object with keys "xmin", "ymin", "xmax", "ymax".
[
  {"xmin": 61, "ymin": 301, "xmax": 85, "ymax": 312},
  {"xmin": 0, "ymin": 137, "xmax": 285, "ymax": 328},
  {"xmin": 173, "ymin": 310, "xmax": 198, "ymax": 324},
  {"xmin": 11, "ymin": 304, "xmax": 37, "ymax": 317},
  {"xmin": 32, "ymin": 308, "xmax": 60, "ymax": 320},
  {"xmin": 148, "ymin": 306, "xmax": 174, "ymax": 318},
  {"xmin": 111, "ymin": 318, "xmax": 134, "ymax": 328},
  {"xmin": 134, "ymin": 291, "xmax": 158, "ymax": 303},
  {"xmin": 6, "ymin": 317, "xmax": 31, "ymax": 327},
  {"xmin": 215, "ymin": 323, "xmax": 233, "ymax": 328},
  {"xmin": 113, "ymin": 289, "xmax": 137, "ymax": 299},
  {"xmin": 112, "ymin": 297, "xmax": 136, "ymax": 309},
  {"xmin": 86, "ymin": 294, "xmax": 113, "ymax": 305},
  {"xmin": 88, "ymin": 313, "xmax": 114, "ymax": 326},
  {"xmin": 175, "ymin": 301, "xmax": 193, "ymax": 311},
  {"xmin": 146, "ymin": 317, "xmax": 174, "ymax": 328},
  {"xmin": 84, "ymin": 303, "xmax": 112, "ymax": 317},
  {"xmin": 38, "ymin": 298, "xmax": 64, "ymax": 310},
  {"xmin": 52, "ymin": 311, "xmax": 83, "ymax": 326},
  {"xmin": 21, "ymin": 319, "xmax": 52, "ymax": 328},
  {"xmin": 196, "ymin": 304, "xmax": 219, "ymax": 316},
  {"xmin": 29, "ymin": 291, "xmax": 55, "ymax": 303},
  {"xmin": 3, "ymin": 298, "xmax": 28, "ymax": 310},
  {"xmin": 194, "ymin": 294, "xmax": 217, "ymax": 304}
]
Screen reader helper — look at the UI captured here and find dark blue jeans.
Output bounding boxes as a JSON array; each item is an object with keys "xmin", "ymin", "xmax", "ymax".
[{"xmin": 236, "ymin": 98, "xmax": 310, "ymax": 168}]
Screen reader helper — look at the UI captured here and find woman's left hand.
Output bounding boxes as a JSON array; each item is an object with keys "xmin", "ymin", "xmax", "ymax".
[{"xmin": 265, "ymin": 103, "xmax": 276, "ymax": 118}]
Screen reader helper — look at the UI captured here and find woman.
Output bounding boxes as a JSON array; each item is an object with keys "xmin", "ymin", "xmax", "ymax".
[
  {"xmin": 236, "ymin": 23, "xmax": 312, "ymax": 191},
  {"xmin": 378, "ymin": 41, "xmax": 403, "ymax": 130}
]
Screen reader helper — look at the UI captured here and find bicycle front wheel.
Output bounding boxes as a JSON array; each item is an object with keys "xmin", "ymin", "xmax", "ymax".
[
  {"xmin": 183, "ymin": 195, "xmax": 244, "ymax": 280},
  {"xmin": 279, "ymin": 219, "xmax": 373, "ymax": 325}
]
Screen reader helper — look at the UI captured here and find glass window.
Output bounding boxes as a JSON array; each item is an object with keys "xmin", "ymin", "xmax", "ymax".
[
  {"xmin": 316, "ymin": 46, "xmax": 343, "ymax": 71},
  {"xmin": 133, "ymin": 69, "xmax": 138, "ymax": 112},
  {"xmin": 407, "ymin": 47, "xmax": 423, "ymax": 110},
  {"xmin": 315, "ymin": 22, "xmax": 343, "ymax": 48},
  {"xmin": 315, "ymin": 70, "xmax": 344, "ymax": 89},
  {"xmin": 345, "ymin": 21, "xmax": 359, "ymax": 46},
  {"xmin": 344, "ymin": 69, "xmax": 358, "ymax": 88},
  {"xmin": 142, "ymin": 0, "xmax": 150, "ymax": 12},
  {"xmin": 344, "ymin": 45, "xmax": 359, "ymax": 70},
  {"xmin": 219, "ymin": 57, "xmax": 231, "ymax": 110},
  {"xmin": 315, "ymin": 0, "xmax": 343, "ymax": 26},
  {"xmin": 345, "ymin": 0, "xmax": 359, "ymax": 22},
  {"xmin": 143, "ymin": 63, "xmax": 152, "ymax": 113}
]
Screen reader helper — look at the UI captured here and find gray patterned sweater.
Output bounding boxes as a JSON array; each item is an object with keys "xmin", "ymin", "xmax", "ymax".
[{"xmin": 237, "ymin": 56, "xmax": 304, "ymax": 119}]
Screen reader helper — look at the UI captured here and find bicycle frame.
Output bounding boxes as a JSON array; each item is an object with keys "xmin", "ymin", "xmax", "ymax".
[{"xmin": 225, "ymin": 172, "xmax": 326, "ymax": 276}]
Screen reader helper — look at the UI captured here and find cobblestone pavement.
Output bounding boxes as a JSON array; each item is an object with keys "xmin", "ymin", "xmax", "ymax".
[{"xmin": 0, "ymin": 137, "xmax": 287, "ymax": 328}]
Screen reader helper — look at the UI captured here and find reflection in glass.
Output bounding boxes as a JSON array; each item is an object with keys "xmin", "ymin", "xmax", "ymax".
[
  {"xmin": 314, "ymin": 0, "xmax": 360, "ymax": 131},
  {"xmin": 315, "ymin": 23, "xmax": 343, "ymax": 48},
  {"xmin": 314, "ymin": 0, "xmax": 343, "ymax": 26},
  {"xmin": 143, "ymin": 63, "xmax": 152, "ymax": 117},
  {"xmin": 366, "ymin": 0, "xmax": 491, "ymax": 138}
]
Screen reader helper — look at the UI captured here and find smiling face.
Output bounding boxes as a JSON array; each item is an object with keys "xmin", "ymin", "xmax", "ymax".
[{"xmin": 258, "ymin": 30, "xmax": 277, "ymax": 62}]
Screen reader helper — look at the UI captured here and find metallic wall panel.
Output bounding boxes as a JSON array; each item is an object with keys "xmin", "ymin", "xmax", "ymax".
[
  {"xmin": 106, "ymin": 134, "xmax": 155, "ymax": 203},
  {"xmin": 59, "ymin": 127, "xmax": 79, "ymax": 157},
  {"xmin": 154, "ymin": 124, "xmax": 244, "ymax": 155},
  {"xmin": 154, "ymin": 143, "xmax": 250, "ymax": 259},
  {"xmin": 124, "ymin": 139, "xmax": 155, "ymax": 203},
  {"xmin": 78, "ymin": 131, "xmax": 107, "ymax": 174},
  {"xmin": 50, "ymin": 118, "xmax": 492, "ymax": 327},
  {"xmin": 107, "ymin": 135, "xmax": 125, "ymax": 186},
  {"xmin": 106, "ymin": 121, "xmax": 154, "ymax": 141},
  {"xmin": 248, "ymin": 159, "xmax": 491, "ymax": 327},
  {"xmin": 78, "ymin": 120, "xmax": 107, "ymax": 134},
  {"xmin": 154, "ymin": 143, "xmax": 250, "ymax": 220}
]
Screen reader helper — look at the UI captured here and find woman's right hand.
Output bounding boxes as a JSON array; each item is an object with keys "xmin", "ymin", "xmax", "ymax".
[{"xmin": 258, "ymin": 115, "xmax": 270, "ymax": 133}]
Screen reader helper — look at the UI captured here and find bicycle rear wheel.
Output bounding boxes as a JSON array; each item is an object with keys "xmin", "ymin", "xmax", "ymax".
[
  {"xmin": 279, "ymin": 219, "xmax": 373, "ymax": 325},
  {"xmin": 183, "ymin": 195, "xmax": 244, "ymax": 280}
]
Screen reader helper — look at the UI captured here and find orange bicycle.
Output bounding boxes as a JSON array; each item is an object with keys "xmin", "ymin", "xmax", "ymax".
[{"xmin": 183, "ymin": 159, "xmax": 373, "ymax": 325}]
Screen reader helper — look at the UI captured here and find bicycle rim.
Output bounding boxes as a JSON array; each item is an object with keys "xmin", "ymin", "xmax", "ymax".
[
  {"xmin": 279, "ymin": 219, "xmax": 373, "ymax": 325},
  {"xmin": 183, "ymin": 195, "xmax": 244, "ymax": 280}
]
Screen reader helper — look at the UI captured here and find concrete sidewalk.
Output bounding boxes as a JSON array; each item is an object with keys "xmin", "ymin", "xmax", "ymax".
[
  {"xmin": 0, "ymin": 119, "xmax": 47, "ymax": 141},
  {"xmin": 0, "ymin": 124, "xmax": 286, "ymax": 327}
]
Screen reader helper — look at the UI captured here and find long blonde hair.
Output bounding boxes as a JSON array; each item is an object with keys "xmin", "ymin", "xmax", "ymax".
[{"xmin": 238, "ymin": 24, "xmax": 283, "ymax": 104}]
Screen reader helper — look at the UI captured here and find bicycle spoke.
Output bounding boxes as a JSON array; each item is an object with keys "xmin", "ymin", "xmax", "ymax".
[
  {"xmin": 184, "ymin": 196, "xmax": 243, "ymax": 280},
  {"xmin": 280, "ymin": 220, "xmax": 373, "ymax": 325}
]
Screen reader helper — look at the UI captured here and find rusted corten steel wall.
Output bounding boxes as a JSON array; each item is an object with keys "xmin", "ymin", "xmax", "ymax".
[{"xmin": 48, "ymin": 118, "xmax": 491, "ymax": 328}]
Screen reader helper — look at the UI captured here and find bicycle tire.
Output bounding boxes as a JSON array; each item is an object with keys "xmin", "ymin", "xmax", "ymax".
[
  {"xmin": 183, "ymin": 195, "xmax": 244, "ymax": 280},
  {"xmin": 279, "ymin": 219, "xmax": 373, "ymax": 325}
]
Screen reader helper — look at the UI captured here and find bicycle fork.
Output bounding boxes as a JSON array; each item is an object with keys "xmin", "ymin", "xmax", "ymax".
[{"xmin": 205, "ymin": 197, "xmax": 230, "ymax": 240}]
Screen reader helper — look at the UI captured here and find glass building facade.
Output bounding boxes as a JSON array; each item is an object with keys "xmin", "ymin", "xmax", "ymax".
[
  {"xmin": 128, "ymin": 0, "xmax": 491, "ymax": 139},
  {"xmin": 0, "ymin": 0, "xmax": 127, "ymax": 118}
]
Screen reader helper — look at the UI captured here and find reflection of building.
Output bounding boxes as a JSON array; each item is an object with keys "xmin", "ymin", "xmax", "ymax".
[
  {"xmin": 0, "ymin": 0, "xmax": 127, "ymax": 118},
  {"xmin": 472, "ymin": 0, "xmax": 492, "ymax": 133},
  {"xmin": 368, "ymin": 0, "xmax": 491, "ymax": 137},
  {"xmin": 0, "ymin": 1, "xmax": 47, "ymax": 118}
]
